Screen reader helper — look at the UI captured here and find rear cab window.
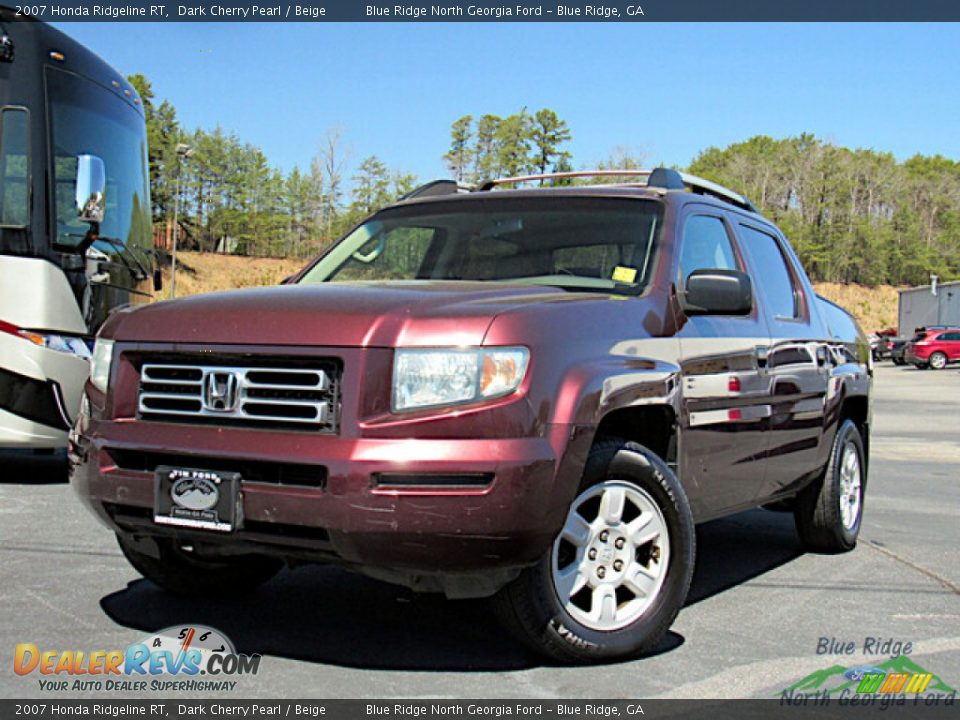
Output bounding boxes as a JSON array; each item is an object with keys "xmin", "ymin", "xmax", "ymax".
[{"xmin": 736, "ymin": 223, "xmax": 805, "ymax": 322}]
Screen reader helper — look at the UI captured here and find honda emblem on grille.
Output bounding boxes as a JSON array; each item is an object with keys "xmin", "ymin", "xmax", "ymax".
[{"xmin": 203, "ymin": 371, "xmax": 239, "ymax": 412}]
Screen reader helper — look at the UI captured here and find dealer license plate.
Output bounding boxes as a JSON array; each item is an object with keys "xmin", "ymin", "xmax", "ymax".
[{"xmin": 154, "ymin": 466, "xmax": 242, "ymax": 532}]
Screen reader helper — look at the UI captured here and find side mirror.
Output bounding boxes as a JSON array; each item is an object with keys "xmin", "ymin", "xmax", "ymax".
[
  {"xmin": 682, "ymin": 268, "xmax": 753, "ymax": 316},
  {"xmin": 75, "ymin": 154, "xmax": 106, "ymax": 225}
]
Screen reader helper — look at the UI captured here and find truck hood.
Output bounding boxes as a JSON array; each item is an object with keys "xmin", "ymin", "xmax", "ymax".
[{"xmin": 103, "ymin": 281, "xmax": 595, "ymax": 347}]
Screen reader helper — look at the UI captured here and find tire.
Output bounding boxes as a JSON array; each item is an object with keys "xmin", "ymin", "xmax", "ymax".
[
  {"xmin": 892, "ymin": 357, "xmax": 906, "ymax": 366},
  {"xmin": 794, "ymin": 420, "xmax": 866, "ymax": 553},
  {"xmin": 117, "ymin": 534, "xmax": 283, "ymax": 596},
  {"xmin": 929, "ymin": 352, "xmax": 948, "ymax": 370},
  {"xmin": 492, "ymin": 439, "xmax": 695, "ymax": 663}
]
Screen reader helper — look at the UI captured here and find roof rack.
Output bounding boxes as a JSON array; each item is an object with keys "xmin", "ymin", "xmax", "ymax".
[
  {"xmin": 480, "ymin": 167, "xmax": 759, "ymax": 213},
  {"xmin": 399, "ymin": 179, "xmax": 473, "ymax": 201},
  {"xmin": 400, "ymin": 168, "xmax": 759, "ymax": 213}
]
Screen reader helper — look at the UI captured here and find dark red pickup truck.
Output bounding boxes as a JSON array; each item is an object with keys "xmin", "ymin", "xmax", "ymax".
[{"xmin": 71, "ymin": 169, "xmax": 871, "ymax": 662}]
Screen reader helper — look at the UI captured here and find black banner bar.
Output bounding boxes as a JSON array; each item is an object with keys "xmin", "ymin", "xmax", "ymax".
[
  {"xmin": 3, "ymin": 699, "xmax": 959, "ymax": 719},
  {"xmin": 9, "ymin": 1, "xmax": 960, "ymax": 22}
]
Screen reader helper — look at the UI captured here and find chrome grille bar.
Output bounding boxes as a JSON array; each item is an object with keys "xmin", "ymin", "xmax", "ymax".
[{"xmin": 138, "ymin": 363, "xmax": 337, "ymax": 429}]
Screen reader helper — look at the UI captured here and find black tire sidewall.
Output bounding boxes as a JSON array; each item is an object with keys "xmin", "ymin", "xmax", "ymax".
[
  {"xmin": 527, "ymin": 442, "xmax": 695, "ymax": 660},
  {"xmin": 827, "ymin": 421, "xmax": 867, "ymax": 546}
]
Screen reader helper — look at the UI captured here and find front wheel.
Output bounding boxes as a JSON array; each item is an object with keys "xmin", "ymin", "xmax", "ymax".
[
  {"xmin": 794, "ymin": 420, "xmax": 866, "ymax": 553},
  {"xmin": 492, "ymin": 439, "xmax": 695, "ymax": 663},
  {"xmin": 929, "ymin": 352, "xmax": 948, "ymax": 370},
  {"xmin": 117, "ymin": 534, "xmax": 283, "ymax": 596}
]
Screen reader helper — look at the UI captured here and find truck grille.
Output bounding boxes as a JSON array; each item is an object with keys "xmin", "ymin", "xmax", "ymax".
[{"xmin": 137, "ymin": 362, "xmax": 339, "ymax": 431}]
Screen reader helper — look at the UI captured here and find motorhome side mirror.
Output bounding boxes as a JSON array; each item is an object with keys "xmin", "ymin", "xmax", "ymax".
[
  {"xmin": 153, "ymin": 268, "xmax": 163, "ymax": 292},
  {"xmin": 683, "ymin": 268, "xmax": 753, "ymax": 316},
  {"xmin": 75, "ymin": 154, "xmax": 106, "ymax": 225}
]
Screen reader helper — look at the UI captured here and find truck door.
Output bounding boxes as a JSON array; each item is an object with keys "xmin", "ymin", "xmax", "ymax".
[
  {"xmin": 735, "ymin": 222, "xmax": 829, "ymax": 499},
  {"xmin": 675, "ymin": 208, "xmax": 772, "ymax": 519}
]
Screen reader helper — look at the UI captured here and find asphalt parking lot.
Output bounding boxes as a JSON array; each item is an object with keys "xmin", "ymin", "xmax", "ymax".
[{"xmin": 1, "ymin": 363, "xmax": 958, "ymax": 699}]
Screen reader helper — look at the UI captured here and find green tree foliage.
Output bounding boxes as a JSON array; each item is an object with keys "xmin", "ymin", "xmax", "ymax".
[
  {"xmin": 350, "ymin": 156, "xmax": 391, "ymax": 217},
  {"xmin": 448, "ymin": 109, "xmax": 573, "ymax": 185},
  {"xmin": 444, "ymin": 115, "xmax": 473, "ymax": 183},
  {"xmin": 127, "ymin": 74, "xmax": 181, "ymax": 221},
  {"xmin": 530, "ymin": 109, "xmax": 572, "ymax": 178},
  {"xmin": 126, "ymin": 74, "xmax": 957, "ymax": 283},
  {"xmin": 688, "ymin": 134, "xmax": 960, "ymax": 285},
  {"xmin": 130, "ymin": 75, "xmax": 417, "ymax": 258}
]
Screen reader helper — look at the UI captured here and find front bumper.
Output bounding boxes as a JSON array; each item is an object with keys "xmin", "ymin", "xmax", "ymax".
[
  {"xmin": 0, "ymin": 333, "xmax": 88, "ymax": 449},
  {"xmin": 70, "ymin": 419, "xmax": 587, "ymax": 595}
]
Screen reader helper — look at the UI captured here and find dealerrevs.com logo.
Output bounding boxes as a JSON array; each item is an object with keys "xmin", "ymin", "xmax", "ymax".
[{"xmin": 14, "ymin": 625, "xmax": 260, "ymax": 693}]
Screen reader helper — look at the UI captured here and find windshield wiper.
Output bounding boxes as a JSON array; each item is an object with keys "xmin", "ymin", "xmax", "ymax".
[
  {"xmin": 62, "ymin": 231, "xmax": 151, "ymax": 281},
  {"xmin": 95, "ymin": 235, "xmax": 151, "ymax": 281}
]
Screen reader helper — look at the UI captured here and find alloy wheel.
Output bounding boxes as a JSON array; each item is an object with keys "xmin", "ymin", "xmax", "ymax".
[
  {"xmin": 838, "ymin": 443, "xmax": 862, "ymax": 530},
  {"xmin": 551, "ymin": 480, "xmax": 669, "ymax": 631}
]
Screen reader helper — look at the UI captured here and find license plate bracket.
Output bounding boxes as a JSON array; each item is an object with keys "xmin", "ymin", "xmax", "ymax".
[{"xmin": 154, "ymin": 466, "xmax": 241, "ymax": 533}]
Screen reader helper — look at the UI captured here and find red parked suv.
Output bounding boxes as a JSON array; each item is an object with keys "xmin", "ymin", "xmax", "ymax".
[
  {"xmin": 905, "ymin": 327, "xmax": 960, "ymax": 369},
  {"xmin": 70, "ymin": 169, "xmax": 872, "ymax": 662}
]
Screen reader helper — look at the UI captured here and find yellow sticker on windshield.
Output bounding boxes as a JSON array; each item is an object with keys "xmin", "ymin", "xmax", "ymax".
[{"xmin": 612, "ymin": 266, "xmax": 638, "ymax": 283}]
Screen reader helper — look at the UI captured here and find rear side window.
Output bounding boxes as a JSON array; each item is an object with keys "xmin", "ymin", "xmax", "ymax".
[
  {"xmin": 678, "ymin": 215, "xmax": 739, "ymax": 282},
  {"xmin": 0, "ymin": 107, "xmax": 30, "ymax": 227},
  {"xmin": 738, "ymin": 224, "xmax": 801, "ymax": 319}
]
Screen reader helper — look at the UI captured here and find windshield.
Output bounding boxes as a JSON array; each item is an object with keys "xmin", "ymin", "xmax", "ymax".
[
  {"xmin": 298, "ymin": 197, "xmax": 663, "ymax": 295},
  {"xmin": 46, "ymin": 67, "xmax": 151, "ymax": 252}
]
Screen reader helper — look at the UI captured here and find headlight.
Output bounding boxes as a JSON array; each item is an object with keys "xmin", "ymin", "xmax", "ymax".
[
  {"xmin": 393, "ymin": 347, "xmax": 529, "ymax": 412},
  {"xmin": 90, "ymin": 338, "xmax": 114, "ymax": 393},
  {"xmin": 0, "ymin": 321, "xmax": 91, "ymax": 358}
]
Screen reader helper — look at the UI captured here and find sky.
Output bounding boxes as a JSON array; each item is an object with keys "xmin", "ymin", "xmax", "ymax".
[{"xmin": 54, "ymin": 22, "xmax": 960, "ymax": 182}]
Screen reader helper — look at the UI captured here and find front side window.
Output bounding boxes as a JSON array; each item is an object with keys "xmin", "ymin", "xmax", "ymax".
[
  {"xmin": 46, "ymin": 68, "xmax": 151, "ymax": 251},
  {"xmin": 738, "ymin": 224, "xmax": 802, "ymax": 320},
  {"xmin": 0, "ymin": 107, "xmax": 29, "ymax": 227},
  {"xmin": 678, "ymin": 214, "xmax": 739, "ymax": 282},
  {"xmin": 300, "ymin": 197, "xmax": 663, "ymax": 295}
]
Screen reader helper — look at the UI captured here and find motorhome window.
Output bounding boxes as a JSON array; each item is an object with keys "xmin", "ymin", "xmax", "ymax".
[{"xmin": 0, "ymin": 107, "xmax": 29, "ymax": 228}]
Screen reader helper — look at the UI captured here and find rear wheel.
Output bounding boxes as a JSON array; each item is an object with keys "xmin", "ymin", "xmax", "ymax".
[
  {"xmin": 117, "ymin": 534, "xmax": 283, "ymax": 596},
  {"xmin": 892, "ymin": 357, "xmax": 906, "ymax": 366},
  {"xmin": 929, "ymin": 351, "xmax": 948, "ymax": 370},
  {"xmin": 492, "ymin": 439, "xmax": 695, "ymax": 663},
  {"xmin": 794, "ymin": 420, "xmax": 866, "ymax": 553}
]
